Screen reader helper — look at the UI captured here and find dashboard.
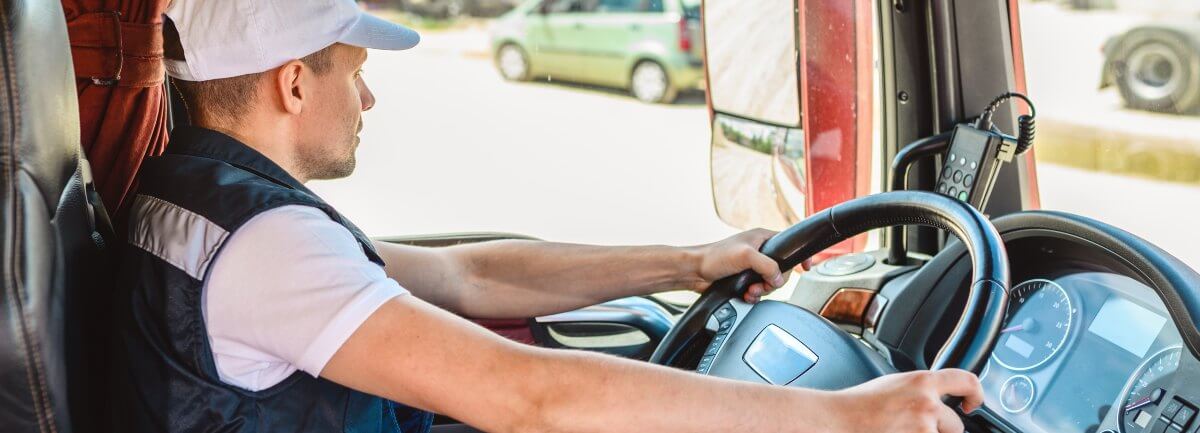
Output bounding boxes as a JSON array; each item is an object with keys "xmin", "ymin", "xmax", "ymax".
[
  {"xmin": 978, "ymin": 271, "xmax": 1193, "ymax": 433},
  {"xmin": 684, "ymin": 211, "xmax": 1200, "ymax": 433},
  {"xmin": 873, "ymin": 218, "xmax": 1200, "ymax": 433}
]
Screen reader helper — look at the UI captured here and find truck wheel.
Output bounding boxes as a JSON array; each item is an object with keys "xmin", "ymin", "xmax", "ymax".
[
  {"xmin": 1115, "ymin": 31, "xmax": 1200, "ymax": 114},
  {"xmin": 630, "ymin": 60, "xmax": 677, "ymax": 104}
]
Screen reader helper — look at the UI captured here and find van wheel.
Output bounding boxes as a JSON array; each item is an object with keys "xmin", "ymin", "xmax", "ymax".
[
  {"xmin": 631, "ymin": 61, "xmax": 677, "ymax": 104},
  {"xmin": 497, "ymin": 44, "xmax": 531, "ymax": 81},
  {"xmin": 1115, "ymin": 31, "xmax": 1200, "ymax": 114}
]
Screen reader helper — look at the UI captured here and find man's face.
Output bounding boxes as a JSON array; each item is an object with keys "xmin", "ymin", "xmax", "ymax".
[{"xmin": 296, "ymin": 44, "xmax": 375, "ymax": 180}]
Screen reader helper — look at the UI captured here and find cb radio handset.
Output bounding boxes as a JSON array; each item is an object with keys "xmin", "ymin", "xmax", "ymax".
[{"xmin": 935, "ymin": 93, "xmax": 1037, "ymax": 210}]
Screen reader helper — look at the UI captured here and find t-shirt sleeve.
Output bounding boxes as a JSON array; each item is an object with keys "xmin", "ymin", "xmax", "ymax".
[{"xmin": 203, "ymin": 205, "xmax": 409, "ymax": 379}]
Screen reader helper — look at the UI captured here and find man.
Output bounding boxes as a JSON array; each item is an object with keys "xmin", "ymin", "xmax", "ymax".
[{"xmin": 113, "ymin": 0, "xmax": 984, "ymax": 432}]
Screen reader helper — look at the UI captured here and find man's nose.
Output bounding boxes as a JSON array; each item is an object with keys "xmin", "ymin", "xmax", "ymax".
[{"xmin": 358, "ymin": 77, "xmax": 376, "ymax": 112}]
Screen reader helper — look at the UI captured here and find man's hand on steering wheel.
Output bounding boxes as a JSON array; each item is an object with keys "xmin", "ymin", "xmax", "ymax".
[
  {"xmin": 686, "ymin": 228, "xmax": 788, "ymax": 303},
  {"xmin": 830, "ymin": 369, "xmax": 984, "ymax": 433}
]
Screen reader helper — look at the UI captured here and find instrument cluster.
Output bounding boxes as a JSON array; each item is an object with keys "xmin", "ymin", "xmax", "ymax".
[{"xmin": 979, "ymin": 272, "xmax": 1193, "ymax": 433}]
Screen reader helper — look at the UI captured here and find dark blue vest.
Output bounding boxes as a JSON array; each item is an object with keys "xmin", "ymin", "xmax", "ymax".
[{"xmin": 112, "ymin": 126, "xmax": 433, "ymax": 433}]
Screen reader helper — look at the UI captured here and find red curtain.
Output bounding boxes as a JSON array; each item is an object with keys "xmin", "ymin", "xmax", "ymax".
[{"xmin": 63, "ymin": 0, "xmax": 169, "ymax": 223}]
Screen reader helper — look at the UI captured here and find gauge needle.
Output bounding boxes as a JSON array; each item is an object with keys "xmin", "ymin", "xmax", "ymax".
[
  {"xmin": 1001, "ymin": 324, "xmax": 1025, "ymax": 333},
  {"xmin": 1126, "ymin": 389, "xmax": 1166, "ymax": 412},
  {"xmin": 1001, "ymin": 318, "xmax": 1036, "ymax": 334},
  {"xmin": 1126, "ymin": 396, "xmax": 1153, "ymax": 412}
]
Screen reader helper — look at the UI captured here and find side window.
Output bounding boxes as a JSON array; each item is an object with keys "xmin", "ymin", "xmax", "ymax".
[
  {"xmin": 543, "ymin": 0, "xmax": 592, "ymax": 14},
  {"xmin": 596, "ymin": 0, "xmax": 635, "ymax": 13},
  {"xmin": 596, "ymin": 0, "xmax": 658, "ymax": 13}
]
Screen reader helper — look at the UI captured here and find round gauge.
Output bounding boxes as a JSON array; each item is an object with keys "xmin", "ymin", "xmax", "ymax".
[
  {"xmin": 1120, "ymin": 346, "xmax": 1183, "ymax": 432},
  {"xmin": 1000, "ymin": 375, "xmax": 1036, "ymax": 413},
  {"xmin": 991, "ymin": 279, "xmax": 1074, "ymax": 371}
]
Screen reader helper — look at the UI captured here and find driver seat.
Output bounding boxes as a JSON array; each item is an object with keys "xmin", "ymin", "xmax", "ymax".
[{"xmin": 0, "ymin": 1, "xmax": 117, "ymax": 432}]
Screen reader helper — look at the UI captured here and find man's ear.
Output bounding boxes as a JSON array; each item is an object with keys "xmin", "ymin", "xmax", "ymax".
[{"xmin": 273, "ymin": 60, "xmax": 308, "ymax": 115}]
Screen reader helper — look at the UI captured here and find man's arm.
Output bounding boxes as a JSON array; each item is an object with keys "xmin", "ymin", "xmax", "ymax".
[
  {"xmin": 372, "ymin": 229, "xmax": 786, "ymax": 319},
  {"xmin": 322, "ymin": 295, "xmax": 985, "ymax": 433}
]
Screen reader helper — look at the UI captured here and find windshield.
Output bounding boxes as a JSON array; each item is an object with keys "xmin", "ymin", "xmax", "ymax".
[
  {"xmin": 1017, "ymin": 1, "xmax": 1200, "ymax": 266},
  {"xmin": 329, "ymin": 1, "xmax": 1199, "ymax": 294},
  {"xmin": 323, "ymin": 1, "xmax": 726, "ymax": 256}
]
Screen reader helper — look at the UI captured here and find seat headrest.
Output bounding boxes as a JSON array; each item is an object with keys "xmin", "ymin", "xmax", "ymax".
[{"xmin": 1, "ymin": 0, "xmax": 81, "ymax": 213}]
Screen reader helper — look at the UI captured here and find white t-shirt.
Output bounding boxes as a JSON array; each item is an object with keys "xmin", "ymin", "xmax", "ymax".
[{"xmin": 202, "ymin": 205, "xmax": 408, "ymax": 392}]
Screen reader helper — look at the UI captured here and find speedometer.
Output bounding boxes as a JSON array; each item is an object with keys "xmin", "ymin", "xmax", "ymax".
[
  {"xmin": 1120, "ymin": 346, "xmax": 1182, "ymax": 433},
  {"xmin": 992, "ymin": 279, "xmax": 1074, "ymax": 371}
]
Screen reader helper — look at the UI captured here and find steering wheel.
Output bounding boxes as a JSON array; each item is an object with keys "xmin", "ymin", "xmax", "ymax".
[{"xmin": 650, "ymin": 191, "xmax": 1010, "ymax": 387}]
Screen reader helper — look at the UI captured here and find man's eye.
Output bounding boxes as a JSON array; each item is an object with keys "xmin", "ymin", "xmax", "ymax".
[{"xmin": 355, "ymin": 69, "xmax": 365, "ymax": 78}]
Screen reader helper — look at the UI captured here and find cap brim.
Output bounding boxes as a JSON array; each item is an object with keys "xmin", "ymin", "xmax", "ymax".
[{"xmin": 339, "ymin": 12, "xmax": 420, "ymax": 51}]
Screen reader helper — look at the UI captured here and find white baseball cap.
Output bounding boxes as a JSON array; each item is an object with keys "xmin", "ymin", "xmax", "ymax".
[{"xmin": 165, "ymin": 0, "xmax": 420, "ymax": 81}]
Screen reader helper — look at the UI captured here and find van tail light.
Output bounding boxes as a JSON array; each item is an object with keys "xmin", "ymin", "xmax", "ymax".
[{"xmin": 678, "ymin": 17, "xmax": 692, "ymax": 53}]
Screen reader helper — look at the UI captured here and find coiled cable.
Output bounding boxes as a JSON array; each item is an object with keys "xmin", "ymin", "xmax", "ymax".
[{"xmin": 975, "ymin": 92, "xmax": 1037, "ymax": 155}]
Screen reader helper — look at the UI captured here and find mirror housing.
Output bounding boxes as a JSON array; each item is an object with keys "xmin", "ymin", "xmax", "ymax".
[{"xmin": 702, "ymin": 0, "xmax": 805, "ymax": 230}]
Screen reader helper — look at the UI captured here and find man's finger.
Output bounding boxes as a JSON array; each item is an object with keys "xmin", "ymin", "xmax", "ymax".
[
  {"xmin": 932, "ymin": 369, "xmax": 984, "ymax": 412},
  {"xmin": 935, "ymin": 404, "xmax": 966, "ymax": 433},
  {"xmin": 743, "ymin": 283, "xmax": 767, "ymax": 302},
  {"xmin": 745, "ymin": 250, "xmax": 784, "ymax": 288}
]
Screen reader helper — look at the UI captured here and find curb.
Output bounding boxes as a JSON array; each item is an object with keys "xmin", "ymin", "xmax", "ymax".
[{"xmin": 1035, "ymin": 116, "xmax": 1200, "ymax": 185}]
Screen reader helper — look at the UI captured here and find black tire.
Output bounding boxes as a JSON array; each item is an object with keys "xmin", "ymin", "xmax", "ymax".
[
  {"xmin": 1112, "ymin": 30, "xmax": 1200, "ymax": 115},
  {"xmin": 629, "ymin": 60, "xmax": 677, "ymax": 104},
  {"xmin": 495, "ymin": 44, "xmax": 531, "ymax": 82}
]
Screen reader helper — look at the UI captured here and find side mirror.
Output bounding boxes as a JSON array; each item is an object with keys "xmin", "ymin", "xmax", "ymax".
[
  {"xmin": 704, "ymin": 0, "xmax": 805, "ymax": 230},
  {"xmin": 711, "ymin": 115, "xmax": 806, "ymax": 230}
]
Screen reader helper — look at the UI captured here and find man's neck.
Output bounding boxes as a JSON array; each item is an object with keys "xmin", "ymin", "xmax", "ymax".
[{"xmin": 195, "ymin": 120, "xmax": 309, "ymax": 183}]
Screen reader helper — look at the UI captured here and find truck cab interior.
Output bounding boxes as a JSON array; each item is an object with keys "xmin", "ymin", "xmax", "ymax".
[{"xmin": 2, "ymin": 1, "xmax": 1199, "ymax": 433}]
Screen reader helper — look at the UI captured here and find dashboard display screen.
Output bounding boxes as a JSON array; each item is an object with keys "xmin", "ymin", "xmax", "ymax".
[
  {"xmin": 1087, "ymin": 296, "xmax": 1167, "ymax": 358},
  {"xmin": 1033, "ymin": 329, "xmax": 1140, "ymax": 432},
  {"xmin": 1005, "ymin": 335, "xmax": 1035, "ymax": 358}
]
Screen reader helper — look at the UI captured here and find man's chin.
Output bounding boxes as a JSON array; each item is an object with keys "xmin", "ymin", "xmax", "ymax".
[{"xmin": 308, "ymin": 158, "xmax": 357, "ymax": 181}]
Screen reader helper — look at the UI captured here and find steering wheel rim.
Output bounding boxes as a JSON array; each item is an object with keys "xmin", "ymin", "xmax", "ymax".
[{"xmin": 650, "ymin": 191, "xmax": 1010, "ymax": 374}]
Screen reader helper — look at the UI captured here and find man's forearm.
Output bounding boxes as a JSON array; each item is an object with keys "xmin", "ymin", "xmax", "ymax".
[
  {"xmin": 444, "ymin": 240, "xmax": 703, "ymax": 318},
  {"xmin": 513, "ymin": 345, "xmax": 839, "ymax": 433},
  {"xmin": 371, "ymin": 231, "xmax": 783, "ymax": 319},
  {"xmin": 325, "ymin": 296, "xmax": 832, "ymax": 432},
  {"xmin": 326, "ymin": 296, "xmax": 980, "ymax": 433}
]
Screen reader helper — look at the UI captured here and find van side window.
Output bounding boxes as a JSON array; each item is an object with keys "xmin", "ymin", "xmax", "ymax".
[
  {"xmin": 596, "ymin": 0, "xmax": 662, "ymax": 13},
  {"xmin": 543, "ymin": 0, "xmax": 595, "ymax": 14}
]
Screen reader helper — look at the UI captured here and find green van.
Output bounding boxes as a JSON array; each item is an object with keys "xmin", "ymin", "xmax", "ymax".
[{"xmin": 489, "ymin": 0, "xmax": 704, "ymax": 103}]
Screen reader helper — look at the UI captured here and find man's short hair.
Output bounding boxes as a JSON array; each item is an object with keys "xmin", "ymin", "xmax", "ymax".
[{"xmin": 165, "ymin": 19, "xmax": 339, "ymax": 124}]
